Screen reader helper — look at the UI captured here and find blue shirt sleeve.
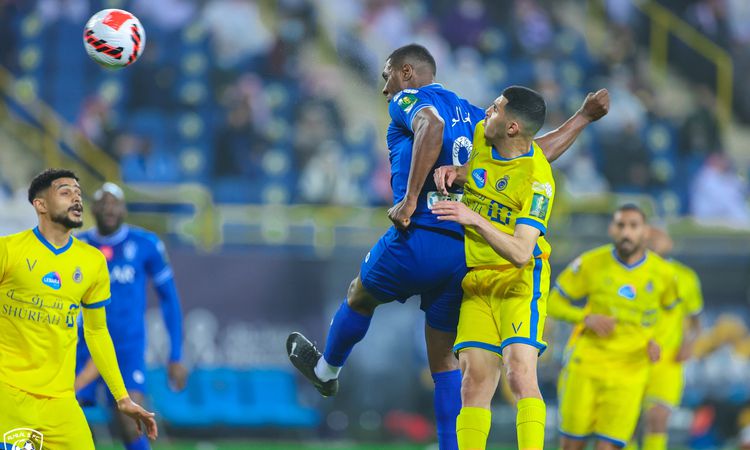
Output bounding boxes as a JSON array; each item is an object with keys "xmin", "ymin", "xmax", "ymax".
[
  {"xmin": 388, "ymin": 89, "xmax": 435, "ymax": 132},
  {"xmin": 145, "ymin": 235, "xmax": 183, "ymax": 362}
]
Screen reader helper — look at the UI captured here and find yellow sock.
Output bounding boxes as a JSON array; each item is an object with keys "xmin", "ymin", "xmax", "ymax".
[
  {"xmin": 643, "ymin": 433, "xmax": 667, "ymax": 450},
  {"xmin": 516, "ymin": 397, "xmax": 546, "ymax": 450},
  {"xmin": 624, "ymin": 440, "xmax": 640, "ymax": 450},
  {"xmin": 456, "ymin": 406, "xmax": 491, "ymax": 450}
]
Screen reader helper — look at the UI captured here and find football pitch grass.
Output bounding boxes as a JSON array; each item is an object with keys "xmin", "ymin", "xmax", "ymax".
[{"xmin": 97, "ymin": 442, "xmax": 513, "ymax": 450}]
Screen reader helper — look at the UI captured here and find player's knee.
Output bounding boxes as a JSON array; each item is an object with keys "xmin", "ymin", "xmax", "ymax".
[
  {"xmin": 346, "ymin": 277, "xmax": 380, "ymax": 315},
  {"xmin": 460, "ymin": 367, "xmax": 494, "ymax": 406},
  {"xmin": 561, "ymin": 437, "xmax": 587, "ymax": 450},
  {"xmin": 505, "ymin": 362, "xmax": 539, "ymax": 399},
  {"xmin": 645, "ymin": 404, "xmax": 670, "ymax": 432}
]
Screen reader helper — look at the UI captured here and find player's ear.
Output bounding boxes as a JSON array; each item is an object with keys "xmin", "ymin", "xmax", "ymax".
[
  {"xmin": 401, "ymin": 63, "xmax": 413, "ymax": 81},
  {"xmin": 507, "ymin": 120, "xmax": 521, "ymax": 137},
  {"xmin": 32, "ymin": 196, "xmax": 47, "ymax": 214}
]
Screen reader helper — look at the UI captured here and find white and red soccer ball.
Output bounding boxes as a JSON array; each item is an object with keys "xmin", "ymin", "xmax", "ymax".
[{"xmin": 83, "ymin": 9, "xmax": 146, "ymax": 69}]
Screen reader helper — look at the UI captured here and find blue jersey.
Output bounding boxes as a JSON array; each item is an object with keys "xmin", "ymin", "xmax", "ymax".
[
  {"xmin": 77, "ymin": 225, "xmax": 182, "ymax": 361},
  {"xmin": 387, "ymin": 83, "xmax": 484, "ymax": 233}
]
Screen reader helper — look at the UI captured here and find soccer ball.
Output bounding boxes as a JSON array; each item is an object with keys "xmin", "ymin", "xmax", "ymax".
[{"xmin": 83, "ymin": 9, "xmax": 146, "ymax": 69}]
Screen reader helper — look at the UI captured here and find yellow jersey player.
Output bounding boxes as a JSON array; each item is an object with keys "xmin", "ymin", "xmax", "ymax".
[
  {"xmin": 548, "ymin": 205, "xmax": 679, "ymax": 450},
  {"xmin": 432, "ymin": 86, "xmax": 553, "ymax": 450},
  {"xmin": 0, "ymin": 169, "xmax": 157, "ymax": 449},
  {"xmin": 638, "ymin": 228, "xmax": 702, "ymax": 450}
]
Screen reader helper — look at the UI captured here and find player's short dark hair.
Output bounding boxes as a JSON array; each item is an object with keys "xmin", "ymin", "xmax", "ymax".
[
  {"xmin": 615, "ymin": 203, "xmax": 647, "ymax": 221},
  {"xmin": 387, "ymin": 44, "xmax": 437, "ymax": 76},
  {"xmin": 28, "ymin": 168, "xmax": 79, "ymax": 204},
  {"xmin": 502, "ymin": 86, "xmax": 546, "ymax": 137}
]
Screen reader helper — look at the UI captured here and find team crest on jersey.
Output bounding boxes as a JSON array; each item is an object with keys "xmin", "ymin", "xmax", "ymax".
[
  {"xmin": 3, "ymin": 428, "xmax": 44, "ymax": 450},
  {"xmin": 397, "ymin": 94, "xmax": 418, "ymax": 113},
  {"xmin": 124, "ymin": 241, "xmax": 137, "ymax": 261},
  {"xmin": 472, "ymin": 169, "xmax": 487, "ymax": 188},
  {"xmin": 645, "ymin": 280, "xmax": 654, "ymax": 293},
  {"xmin": 73, "ymin": 267, "xmax": 83, "ymax": 284},
  {"xmin": 618, "ymin": 284, "xmax": 637, "ymax": 300},
  {"xmin": 452, "ymin": 136, "xmax": 473, "ymax": 165},
  {"xmin": 495, "ymin": 175, "xmax": 509, "ymax": 192},
  {"xmin": 42, "ymin": 272, "xmax": 61, "ymax": 290}
]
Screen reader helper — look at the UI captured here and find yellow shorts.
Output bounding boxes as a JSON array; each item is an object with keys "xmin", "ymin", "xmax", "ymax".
[
  {"xmin": 558, "ymin": 366, "xmax": 649, "ymax": 448},
  {"xmin": 644, "ymin": 359, "xmax": 684, "ymax": 408},
  {"xmin": 0, "ymin": 382, "xmax": 94, "ymax": 450},
  {"xmin": 454, "ymin": 260, "xmax": 550, "ymax": 357}
]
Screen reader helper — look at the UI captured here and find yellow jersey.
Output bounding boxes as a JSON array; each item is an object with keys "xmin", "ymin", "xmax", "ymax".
[
  {"xmin": 549, "ymin": 245, "xmax": 679, "ymax": 378},
  {"xmin": 463, "ymin": 122, "xmax": 555, "ymax": 267},
  {"xmin": 0, "ymin": 228, "xmax": 111, "ymax": 398},
  {"xmin": 654, "ymin": 259, "xmax": 703, "ymax": 361}
]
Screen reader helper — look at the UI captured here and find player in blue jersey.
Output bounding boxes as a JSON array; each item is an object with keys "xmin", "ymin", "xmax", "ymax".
[
  {"xmin": 74, "ymin": 182, "xmax": 185, "ymax": 450},
  {"xmin": 287, "ymin": 44, "xmax": 609, "ymax": 450}
]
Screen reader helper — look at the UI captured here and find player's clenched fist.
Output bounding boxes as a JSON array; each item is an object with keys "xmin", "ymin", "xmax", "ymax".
[
  {"xmin": 387, "ymin": 197, "xmax": 417, "ymax": 230},
  {"xmin": 433, "ymin": 165, "xmax": 465, "ymax": 195},
  {"xmin": 578, "ymin": 88, "xmax": 609, "ymax": 122}
]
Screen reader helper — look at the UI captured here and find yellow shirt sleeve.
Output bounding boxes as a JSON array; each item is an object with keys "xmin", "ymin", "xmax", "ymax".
[
  {"xmin": 660, "ymin": 265, "xmax": 681, "ymax": 310},
  {"xmin": 82, "ymin": 251, "xmax": 111, "ymax": 307},
  {"xmin": 515, "ymin": 173, "xmax": 554, "ymax": 236},
  {"xmin": 0, "ymin": 238, "xmax": 7, "ymax": 282},
  {"xmin": 82, "ymin": 307, "xmax": 128, "ymax": 401},
  {"xmin": 681, "ymin": 267, "xmax": 704, "ymax": 316},
  {"xmin": 548, "ymin": 255, "xmax": 588, "ymax": 323}
]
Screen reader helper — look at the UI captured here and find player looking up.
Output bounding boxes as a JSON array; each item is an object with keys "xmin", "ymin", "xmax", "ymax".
[
  {"xmin": 287, "ymin": 44, "xmax": 609, "ymax": 450},
  {"xmin": 431, "ymin": 86, "xmax": 555, "ymax": 450},
  {"xmin": 74, "ymin": 182, "xmax": 185, "ymax": 450},
  {"xmin": 548, "ymin": 205, "xmax": 679, "ymax": 450},
  {"xmin": 0, "ymin": 169, "xmax": 157, "ymax": 450}
]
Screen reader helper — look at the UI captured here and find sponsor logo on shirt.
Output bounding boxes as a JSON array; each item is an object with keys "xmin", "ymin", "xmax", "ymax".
[
  {"xmin": 41, "ymin": 272, "xmax": 61, "ymax": 290},
  {"xmin": 618, "ymin": 284, "xmax": 637, "ymax": 300},
  {"xmin": 110, "ymin": 265, "xmax": 136, "ymax": 284},
  {"xmin": 397, "ymin": 94, "xmax": 418, "ymax": 113},
  {"xmin": 472, "ymin": 168, "xmax": 487, "ymax": 188}
]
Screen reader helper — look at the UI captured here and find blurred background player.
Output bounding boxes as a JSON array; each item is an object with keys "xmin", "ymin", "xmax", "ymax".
[
  {"xmin": 432, "ymin": 86, "xmax": 555, "ymax": 450},
  {"xmin": 0, "ymin": 169, "xmax": 157, "ymax": 449},
  {"xmin": 634, "ymin": 227, "xmax": 703, "ymax": 450},
  {"xmin": 548, "ymin": 204, "xmax": 679, "ymax": 450},
  {"xmin": 287, "ymin": 44, "xmax": 608, "ymax": 450},
  {"xmin": 74, "ymin": 182, "xmax": 184, "ymax": 450}
]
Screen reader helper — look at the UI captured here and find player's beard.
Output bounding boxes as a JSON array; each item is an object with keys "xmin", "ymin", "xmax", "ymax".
[
  {"xmin": 615, "ymin": 238, "xmax": 641, "ymax": 258},
  {"xmin": 51, "ymin": 208, "xmax": 83, "ymax": 229}
]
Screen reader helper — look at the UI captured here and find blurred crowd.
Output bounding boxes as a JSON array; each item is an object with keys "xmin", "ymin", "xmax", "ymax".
[{"xmin": 0, "ymin": 0, "xmax": 748, "ymax": 224}]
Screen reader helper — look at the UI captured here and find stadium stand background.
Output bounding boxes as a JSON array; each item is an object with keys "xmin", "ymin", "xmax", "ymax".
[{"xmin": 1, "ymin": 0, "xmax": 750, "ymax": 448}]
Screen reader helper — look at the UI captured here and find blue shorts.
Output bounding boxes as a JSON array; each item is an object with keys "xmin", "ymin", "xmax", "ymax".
[
  {"xmin": 76, "ymin": 346, "xmax": 146, "ymax": 405},
  {"xmin": 360, "ymin": 225, "xmax": 466, "ymax": 332}
]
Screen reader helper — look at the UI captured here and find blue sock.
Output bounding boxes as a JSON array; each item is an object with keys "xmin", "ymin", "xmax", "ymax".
[
  {"xmin": 432, "ymin": 369, "xmax": 462, "ymax": 450},
  {"xmin": 322, "ymin": 299, "xmax": 372, "ymax": 367},
  {"xmin": 124, "ymin": 436, "xmax": 150, "ymax": 450}
]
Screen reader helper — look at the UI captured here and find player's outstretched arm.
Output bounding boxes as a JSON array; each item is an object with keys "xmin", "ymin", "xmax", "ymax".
[
  {"xmin": 83, "ymin": 306, "xmax": 158, "ymax": 439},
  {"xmin": 536, "ymin": 89, "xmax": 609, "ymax": 163},
  {"xmin": 434, "ymin": 165, "xmax": 468, "ymax": 195},
  {"xmin": 388, "ymin": 107, "xmax": 445, "ymax": 230},
  {"xmin": 431, "ymin": 200, "xmax": 539, "ymax": 267}
]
